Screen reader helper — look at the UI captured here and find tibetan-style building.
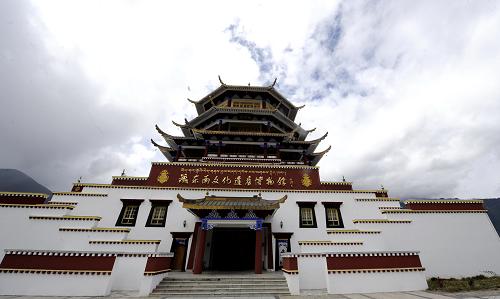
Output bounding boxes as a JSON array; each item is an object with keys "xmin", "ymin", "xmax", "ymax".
[{"xmin": 0, "ymin": 79, "xmax": 499, "ymax": 296}]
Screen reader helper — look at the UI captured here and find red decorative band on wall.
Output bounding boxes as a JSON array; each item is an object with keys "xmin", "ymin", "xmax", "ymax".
[
  {"xmin": 0, "ymin": 254, "xmax": 115, "ymax": 271},
  {"xmin": 326, "ymin": 254, "xmax": 422, "ymax": 271},
  {"xmin": 0, "ymin": 193, "xmax": 47, "ymax": 204},
  {"xmin": 282, "ymin": 256, "xmax": 298, "ymax": 274},
  {"xmin": 144, "ymin": 256, "xmax": 172, "ymax": 275},
  {"xmin": 406, "ymin": 202, "xmax": 484, "ymax": 211},
  {"xmin": 0, "ymin": 269, "xmax": 112, "ymax": 275},
  {"xmin": 111, "ymin": 177, "xmax": 148, "ymax": 186},
  {"xmin": 328, "ymin": 267, "xmax": 426, "ymax": 274}
]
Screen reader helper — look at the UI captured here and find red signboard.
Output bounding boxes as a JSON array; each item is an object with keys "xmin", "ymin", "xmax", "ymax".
[{"xmin": 146, "ymin": 163, "xmax": 321, "ymax": 190}]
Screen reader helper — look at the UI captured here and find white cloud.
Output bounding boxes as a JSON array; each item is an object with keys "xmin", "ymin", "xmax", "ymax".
[{"xmin": 1, "ymin": 0, "xmax": 499, "ymax": 198}]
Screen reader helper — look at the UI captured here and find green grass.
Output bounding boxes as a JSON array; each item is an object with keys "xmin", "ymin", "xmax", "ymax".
[{"xmin": 427, "ymin": 275, "xmax": 500, "ymax": 292}]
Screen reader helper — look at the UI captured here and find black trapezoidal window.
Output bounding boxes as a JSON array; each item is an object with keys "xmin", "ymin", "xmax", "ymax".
[
  {"xmin": 116, "ymin": 199, "xmax": 144, "ymax": 227},
  {"xmin": 322, "ymin": 202, "xmax": 344, "ymax": 228},
  {"xmin": 145, "ymin": 200, "xmax": 172, "ymax": 227},
  {"xmin": 297, "ymin": 201, "xmax": 317, "ymax": 228}
]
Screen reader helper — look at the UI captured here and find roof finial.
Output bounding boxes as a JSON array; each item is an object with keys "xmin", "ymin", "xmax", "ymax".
[
  {"xmin": 77, "ymin": 176, "xmax": 82, "ymax": 183},
  {"xmin": 271, "ymin": 78, "xmax": 277, "ymax": 87},
  {"xmin": 121, "ymin": 169, "xmax": 126, "ymax": 176},
  {"xmin": 381, "ymin": 184, "xmax": 385, "ymax": 190},
  {"xmin": 248, "ymin": 82, "xmax": 251, "ymax": 86},
  {"xmin": 342, "ymin": 176, "xmax": 346, "ymax": 182},
  {"xmin": 218, "ymin": 75, "xmax": 225, "ymax": 85},
  {"xmin": 187, "ymin": 98, "xmax": 197, "ymax": 104}
]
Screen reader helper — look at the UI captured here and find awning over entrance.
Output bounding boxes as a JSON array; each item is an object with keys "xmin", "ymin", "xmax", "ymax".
[{"xmin": 177, "ymin": 193, "xmax": 287, "ymax": 219}]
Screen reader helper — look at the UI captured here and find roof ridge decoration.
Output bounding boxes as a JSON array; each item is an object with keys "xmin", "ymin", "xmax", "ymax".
[
  {"xmin": 404, "ymin": 199, "xmax": 483, "ymax": 204},
  {"xmin": 0, "ymin": 192, "xmax": 49, "ymax": 198},
  {"xmin": 112, "ymin": 176, "xmax": 148, "ymax": 181},
  {"xmin": 0, "ymin": 203, "xmax": 75, "ymax": 209},
  {"xmin": 52, "ymin": 192, "xmax": 108, "ymax": 196}
]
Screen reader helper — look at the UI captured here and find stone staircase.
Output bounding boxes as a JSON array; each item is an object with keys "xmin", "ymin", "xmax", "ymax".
[{"xmin": 151, "ymin": 274, "xmax": 290, "ymax": 297}]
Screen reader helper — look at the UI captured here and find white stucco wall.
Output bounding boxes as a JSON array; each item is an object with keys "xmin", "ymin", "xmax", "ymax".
[{"xmin": 1, "ymin": 182, "xmax": 500, "ymax": 295}]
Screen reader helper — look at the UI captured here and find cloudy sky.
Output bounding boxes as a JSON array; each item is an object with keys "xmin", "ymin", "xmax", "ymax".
[{"xmin": 1, "ymin": 0, "xmax": 499, "ymax": 198}]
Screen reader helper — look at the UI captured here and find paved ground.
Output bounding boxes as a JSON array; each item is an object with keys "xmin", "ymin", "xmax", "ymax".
[
  {"xmin": 281, "ymin": 289, "xmax": 500, "ymax": 299},
  {"xmin": 1, "ymin": 289, "xmax": 500, "ymax": 299}
]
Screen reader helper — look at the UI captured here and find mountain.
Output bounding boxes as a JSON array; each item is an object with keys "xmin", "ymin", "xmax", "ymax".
[
  {"xmin": 483, "ymin": 198, "xmax": 500, "ymax": 236},
  {"xmin": 0, "ymin": 169, "xmax": 52, "ymax": 198}
]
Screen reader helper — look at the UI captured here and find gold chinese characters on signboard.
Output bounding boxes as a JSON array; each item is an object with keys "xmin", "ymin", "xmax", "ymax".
[{"xmin": 177, "ymin": 173, "xmax": 293, "ymax": 187}]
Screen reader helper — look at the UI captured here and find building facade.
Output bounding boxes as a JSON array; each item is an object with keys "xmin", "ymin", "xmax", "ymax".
[{"xmin": 1, "ymin": 81, "xmax": 499, "ymax": 296}]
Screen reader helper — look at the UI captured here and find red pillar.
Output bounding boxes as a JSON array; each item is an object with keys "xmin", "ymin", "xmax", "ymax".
[
  {"xmin": 255, "ymin": 229, "xmax": 262, "ymax": 274},
  {"xmin": 186, "ymin": 222, "xmax": 200, "ymax": 270},
  {"xmin": 193, "ymin": 226, "xmax": 206, "ymax": 274}
]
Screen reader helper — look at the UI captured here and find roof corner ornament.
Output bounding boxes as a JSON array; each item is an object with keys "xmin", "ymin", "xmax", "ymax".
[
  {"xmin": 297, "ymin": 104, "xmax": 306, "ymax": 109},
  {"xmin": 176, "ymin": 193, "xmax": 186, "ymax": 202},
  {"xmin": 121, "ymin": 169, "xmax": 126, "ymax": 176},
  {"xmin": 155, "ymin": 124, "xmax": 164, "ymax": 134},
  {"xmin": 187, "ymin": 98, "xmax": 197, "ymax": 104},
  {"xmin": 381, "ymin": 185, "xmax": 385, "ymax": 190},
  {"xmin": 218, "ymin": 75, "xmax": 225, "ymax": 85},
  {"xmin": 271, "ymin": 78, "xmax": 277, "ymax": 87},
  {"xmin": 77, "ymin": 176, "xmax": 82, "ymax": 183},
  {"xmin": 342, "ymin": 175, "xmax": 346, "ymax": 182}
]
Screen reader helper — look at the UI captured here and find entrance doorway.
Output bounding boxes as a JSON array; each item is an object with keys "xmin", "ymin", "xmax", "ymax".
[{"xmin": 209, "ymin": 227, "xmax": 255, "ymax": 271}]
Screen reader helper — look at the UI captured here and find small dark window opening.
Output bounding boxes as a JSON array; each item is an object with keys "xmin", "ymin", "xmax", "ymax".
[
  {"xmin": 297, "ymin": 201, "xmax": 317, "ymax": 228},
  {"xmin": 116, "ymin": 199, "xmax": 144, "ymax": 227},
  {"xmin": 322, "ymin": 202, "xmax": 344, "ymax": 228},
  {"xmin": 145, "ymin": 200, "xmax": 172, "ymax": 227}
]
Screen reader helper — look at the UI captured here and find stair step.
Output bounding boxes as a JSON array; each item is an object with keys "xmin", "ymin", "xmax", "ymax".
[
  {"xmin": 160, "ymin": 280, "xmax": 286, "ymax": 283},
  {"xmin": 157, "ymin": 283, "xmax": 287, "ymax": 288},
  {"xmin": 153, "ymin": 275, "xmax": 289, "ymax": 296},
  {"xmin": 151, "ymin": 291, "xmax": 290, "ymax": 296},
  {"xmin": 155, "ymin": 287, "xmax": 289, "ymax": 291},
  {"xmin": 158, "ymin": 280, "xmax": 287, "ymax": 284}
]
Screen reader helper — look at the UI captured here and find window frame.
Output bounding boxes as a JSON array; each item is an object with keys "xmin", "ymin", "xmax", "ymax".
[
  {"xmin": 322, "ymin": 202, "xmax": 344, "ymax": 228},
  {"xmin": 116, "ymin": 199, "xmax": 144, "ymax": 227},
  {"xmin": 297, "ymin": 201, "xmax": 317, "ymax": 228},
  {"xmin": 145, "ymin": 200, "xmax": 172, "ymax": 227}
]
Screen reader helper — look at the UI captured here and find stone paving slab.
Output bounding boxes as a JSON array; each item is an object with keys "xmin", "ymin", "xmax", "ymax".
[
  {"xmin": 2, "ymin": 290, "xmax": 500, "ymax": 298},
  {"xmin": 360, "ymin": 292, "xmax": 426, "ymax": 299},
  {"xmin": 407, "ymin": 291, "xmax": 456, "ymax": 299}
]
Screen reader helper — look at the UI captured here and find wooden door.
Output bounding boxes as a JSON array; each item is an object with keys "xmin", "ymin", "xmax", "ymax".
[{"xmin": 172, "ymin": 239, "xmax": 187, "ymax": 271}]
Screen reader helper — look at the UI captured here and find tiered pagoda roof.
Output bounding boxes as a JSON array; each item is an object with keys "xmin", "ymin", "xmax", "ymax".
[{"xmin": 152, "ymin": 78, "xmax": 331, "ymax": 166}]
